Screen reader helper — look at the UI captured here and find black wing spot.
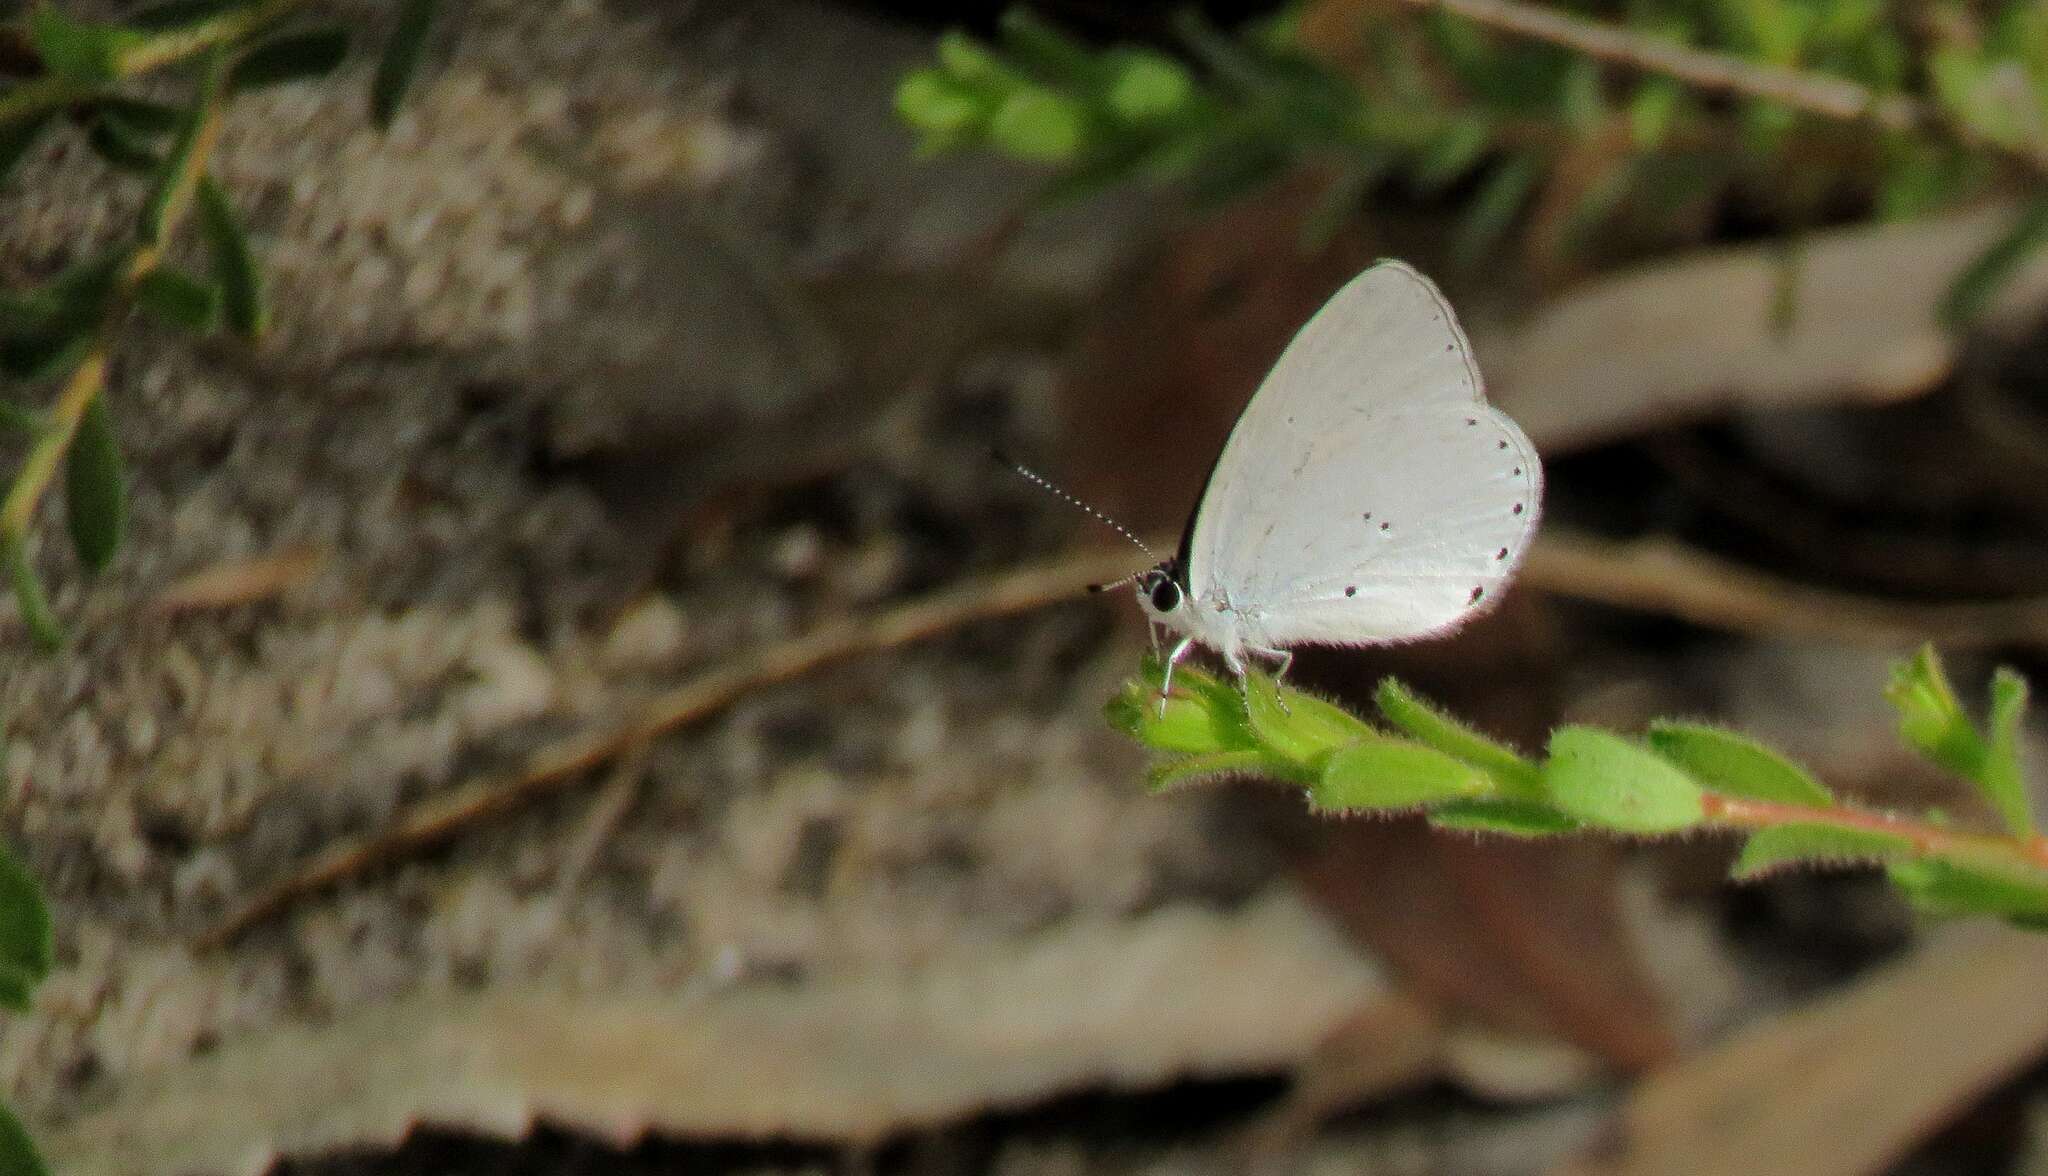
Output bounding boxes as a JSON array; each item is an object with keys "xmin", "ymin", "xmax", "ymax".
[
  {"xmin": 1464, "ymin": 417, "xmax": 1477, "ymax": 426},
  {"xmin": 1344, "ymin": 585, "xmax": 1357, "ymax": 597},
  {"xmin": 1497, "ymin": 440, "xmax": 1508, "ymax": 450},
  {"xmin": 1512, "ymin": 467, "xmax": 1522, "ymax": 476},
  {"xmin": 1469, "ymin": 585, "xmax": 1484, "ymax": 604},
  {"xmin": 1495, "ymin": 546, "xmax": 1508, "ymax": 560},
  {"xmin": 1379, "ymin": 521, "xmax": 1391, "ymax": 532},
  {"xmin": 1512, "ymin": 503, "xmax": 1525, "ymax": 515},
  {"xmin": 1362, "ymin": 511, "xmax": 1372, "ymax": 521}
]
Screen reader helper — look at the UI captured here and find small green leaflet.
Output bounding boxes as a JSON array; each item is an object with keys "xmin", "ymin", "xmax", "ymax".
[
  {"xmin": 1310, "ymin": 738, "xmax": 1490, "ymax": 813},
  {"xmin": 1375, "ymin": 678, "xmax": 1541, "ymax": 797},
  {"xmin": 373, "ymin": 0, "xmax": 443, "ymax": 128},
  {"xmin": 1732, "ymin": 824, "xmax": 1915, "ymax": 879},
  {"xmin": 1541, "ymin": 727, "xmax": 1704, "ymax": 834},
  {"xmin": 1646, "ymin": 722, "xmax": 1831, "ymax": 806},
  {"xmin": 64, "ymin": 396, "xmax": 125, "ymax": 574}
]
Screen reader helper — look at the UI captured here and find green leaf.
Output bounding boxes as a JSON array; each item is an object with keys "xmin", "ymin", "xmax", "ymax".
[
  {"xmin": 1885, "ymin": 644, "xmax": 1985, "ymax": 779},
  {"xmin": 1242, "ymin": 672, "xmax": 1374, "ymax": 768},
  {"xmin": 64, "ymin": 395, "xmax": 124, "ymax": 574},
  {"xmin": 1541, "ymin": 727, "xmax": 1705, "ymax": 834},
  {"xmin": 987, "ymin": 86, "xmax": 1088, "ymax": 163},
  {"xmin": 1981, "ymin": 668, "xmax": 2034, "ymax": 836},
  {"xmin": 0, "ymin": 841, "xmax": 50, "ymax": 1012},
  {"xmin": 1732, "ymin": 823, "xmax": 1915, "ymax": 879},
  {"xmin": 90, "ymin": 96, "xmax": 182, "ymax": 135},
  {"xmin": 4, "ymin": 538, "xmax": 63, "ymax": 651},
  {"xmin": 372, "ymin": 0, "xmax": 441, "ymax": 128},
  {"xmin": 1375, "ymin": 678, "xmax": 1542, "ymax": 797},
  {"xmin": 1428, "ymin": 798, "xmax": 1580, "ymax": 837},
  {"xmin": 133, "ymin": 266, "xmax": 221, "ymax": 333},
  {"xmin": 1105, "ymin": 663, "xmax": 1246, "ymax": 757},
  {"xmin": 0, "ymin": 253, "xmax": 122, "ymax": 379},
  {"xmin": 0, "ymin": 1102, "xmax": 48, "ymax": 1176},
  {"xmin": 1452, "ymin": 154, "xmax": 1538, "ymax": 269},
  {"xmin": 1104, "ymin": 51, "xmax": 1194, "ymax": 124},
  {"xmin": 28, "ymin": 7, "xmax": 144, "ymax": 83},
  {"xmin": 86, "ymin": 113, "xmax": 163, "ymax": 173},
  {"xmin": 1646, "ymin": 722, "xmax": 1832, "ymax": 805},
  {"xmin": 1148, "ymin": 749, "xmax": 1275, "ymax": 792},
  {"xmin": 1889, "ymin": 858, "xmax": 2048, "ymax": 921},
  {"xmin": 1310, "ymin": 737, "xmax": 1491, "ymax": 813},
  {"xmin": 1409, "ymin": 118, "xmax": 1490, "ymax": 192},
  {"xmin": 936, "ymin": 30, "xmax": 1011, "ymax": 85},
  {"xmin": 127, "ymin": 0, "xmax": 247, "ymax": 32},
  {"xmin": 996, "ymin": 8, "xmax": 1100, "ymax": 85},
  {"xmin": 1627, "ymin": 79, "xmax": 1683, "ymax": 149},
  {"xmin": 0, "ymin": 111, "xmax": 56, "ymax": 190},
  {"xmin": 196, "ymin": 175, "xmax": 264, "ymax": 339},
  {"xmin": 139, "ymin": 49, "xmax": 225, "ymax": 246},
  {"xmin": 895, "ymin": 69, "xmax": 987, "ymax": 138},
  {"xmin": 229, "ymin": 26, "xmax": 350, "ymax": 93},
  {"xmin": 1941, "ymin": 198, "xmax": 2048, "ymax": 327}
]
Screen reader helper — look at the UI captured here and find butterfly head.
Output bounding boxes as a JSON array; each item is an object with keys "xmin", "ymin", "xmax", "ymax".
[{"xmin": 1135, "ymin": 559, "xmax": 1185, "ymax": 623}]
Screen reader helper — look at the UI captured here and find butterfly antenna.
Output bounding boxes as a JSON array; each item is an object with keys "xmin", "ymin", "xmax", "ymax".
[{"xmin": 993, "ymin": 449, "xmax": 1156, "ymax": 560}]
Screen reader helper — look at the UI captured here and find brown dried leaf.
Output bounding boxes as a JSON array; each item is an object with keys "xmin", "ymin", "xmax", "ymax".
[
  {"xmin": 1558, "ymin": 923, "xmax": 2048, "ymax": 1176},
  {"xmin": 48, "ymin": 896, "xmax": 1389, "ymax": 1176}
]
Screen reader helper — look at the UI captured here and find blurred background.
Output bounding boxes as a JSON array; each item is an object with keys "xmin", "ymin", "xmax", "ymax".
[{"xmin": 4, "ymin": 0, "xmax": 2048, "ymax": 1173}]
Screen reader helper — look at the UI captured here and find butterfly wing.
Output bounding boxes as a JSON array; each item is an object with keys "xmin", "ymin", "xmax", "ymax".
[{"xmin": 1185, "ymin": 260, "xmax": 1542, "ymax": 646}]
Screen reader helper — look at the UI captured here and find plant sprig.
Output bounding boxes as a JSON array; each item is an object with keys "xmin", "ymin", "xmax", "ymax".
[
  {"xmin": 0, "ymin": 0, "xmax": 450, "ymax": 649},
  {"xmin": 1110, "ymin": 644, "xmax": 2048, "ymax": 928},
  {"xmin": 897, "ymin": 3, "xmax": 2048, "ymax": 300}
]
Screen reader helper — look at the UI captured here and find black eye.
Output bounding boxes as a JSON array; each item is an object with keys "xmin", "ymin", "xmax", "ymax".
[{"xmin": 1150, "ymin": 578, "xmax": 1182, "ymax": 612}]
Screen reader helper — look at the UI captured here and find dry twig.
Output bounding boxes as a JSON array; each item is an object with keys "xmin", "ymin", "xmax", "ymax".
[
  {"xmin": 195, "ymin": 545, "xmax": 1149, "ymax": 948},
  {"xmin": 1355, "ymin": 0, "xmax": 2048, "ymax": 176}
]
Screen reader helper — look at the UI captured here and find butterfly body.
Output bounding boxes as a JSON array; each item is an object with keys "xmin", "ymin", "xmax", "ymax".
[{"xmin": 1134, "ymin": 259, "xmax": 1543, "ymax": 704}]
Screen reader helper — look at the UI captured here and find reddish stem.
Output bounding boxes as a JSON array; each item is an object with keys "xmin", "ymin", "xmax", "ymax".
[{"xmin": 1699, "ymin": 792, "xmax": 2048, "ymax": 875}]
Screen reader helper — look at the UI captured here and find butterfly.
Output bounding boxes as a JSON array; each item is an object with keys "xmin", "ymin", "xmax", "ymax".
[{"xmin": 1114, "ymin": 259, "xmax": 1543, "ymax": 708}]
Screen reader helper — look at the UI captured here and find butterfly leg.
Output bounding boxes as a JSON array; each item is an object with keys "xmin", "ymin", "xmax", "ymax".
[{"xmin": 1157, "ymin": 635, "xmax": 1196, "ymax": 718}]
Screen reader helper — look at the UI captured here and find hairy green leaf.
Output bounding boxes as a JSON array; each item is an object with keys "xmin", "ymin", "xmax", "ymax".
[
  {"xmin": 1542, "ymin": 727, "xmax": 1704, "ymax": 833},
  {"xmin": 1942, "ymin": 198, "xmax": 2048, "ymax": 327},
  {"xmin": 1731, "ymin": 823, "xmax": 1915, "ymax": 879},
  {"xmin": 1889, "ymin": 858, "xmax": 2048, "ymax": 921},
  {"xmin": 1886, "ymin": 644, "xmax": 1984, "ymax": 779},
  {"xmin": 372, "ymin": 0, "xmax": 441, "ymax": 128},
  {"xmin": 64, "ymin": 395, "xmax": 124, "ymax": 574},
  {"xmin": 0, "ymin": 1102, "xmax": 47, "ymax": 1176},
  {"xmin": 1311, "ymin": 737, "xmax": 1490, "ymax": 812},
  {"xmin": 1981, "ymin": 668, "xmax": 2034, "ymax": 836},
  {"xmin": 230, "ymin": 26, "xmax": 350, "ymax": 93},
  {"xmin": 1242, "ymin": 673, "xmax": 1372, "ymax": 767},
  {"xmin": 1148, "ymin": 749, "xmax": 1275, "ymax": 792},
  {"xmin": 196, "ymin": 175, "xmax": 264, "ymax": 339},
  {"xmin": 133, "ymin": 267, "xmax": 221, "ymax": 333},
  {"xmin": 1105, "ymin": 664, "xmax": 1248, "ymax": 757},
  {"xmin": 1375, "ymin": 678, "xmax": 1541, "ymax": 797},
  {"xmin": 0, "ymin": 841, "xmax": 50, "ymax": 1012},
  {"xmin": 1428, "ymin": 798, "xmax": 1580, "ymax": 837},
  {"xmin": 1646, "ymin": 722, "xmax": 1832, "ymax": 805}
]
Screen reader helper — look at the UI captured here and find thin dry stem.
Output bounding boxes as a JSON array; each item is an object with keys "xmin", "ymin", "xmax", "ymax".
[{"xmin": 194, "ymin": 545, "xmax": 1151, "ymax": 948}]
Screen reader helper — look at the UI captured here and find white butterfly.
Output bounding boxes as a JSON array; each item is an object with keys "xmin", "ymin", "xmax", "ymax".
[{"xmin": 1127, "ymin": 259, "xmax": 1543, "ymax": 705}]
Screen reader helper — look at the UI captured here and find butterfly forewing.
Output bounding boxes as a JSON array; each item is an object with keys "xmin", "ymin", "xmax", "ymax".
[{"xmin": 1184, "ymin": 260, "xmax": 1542, "ymax": 645}]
